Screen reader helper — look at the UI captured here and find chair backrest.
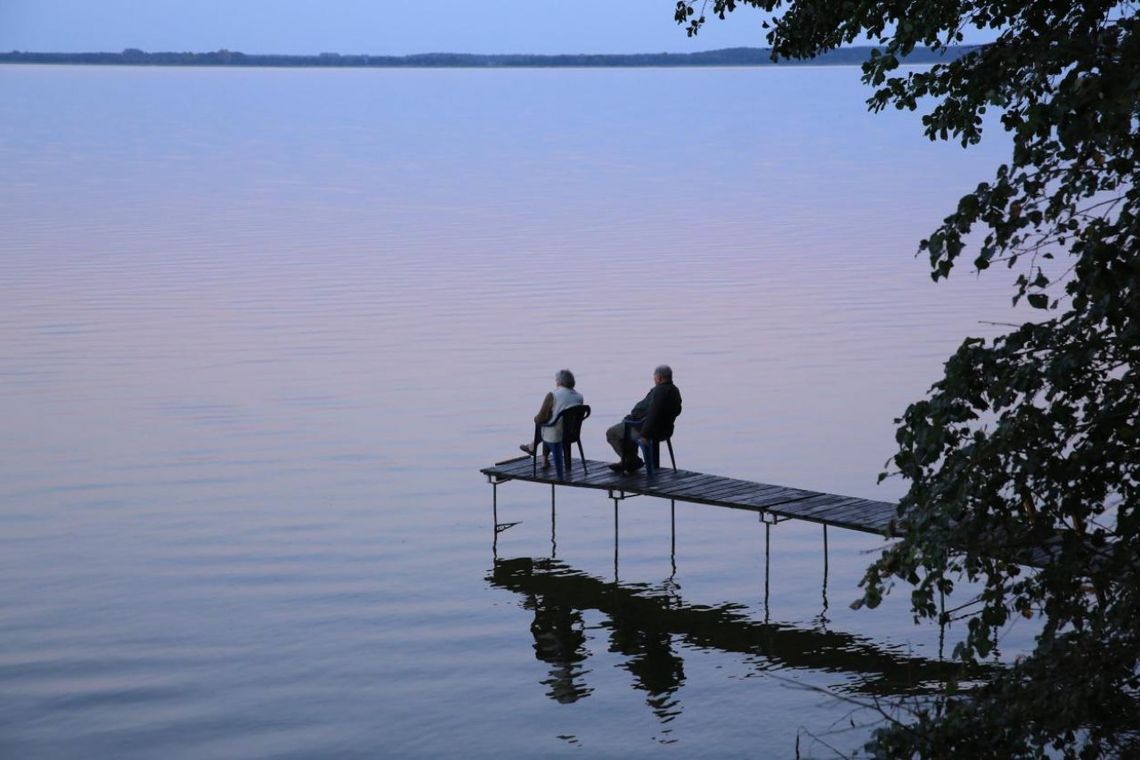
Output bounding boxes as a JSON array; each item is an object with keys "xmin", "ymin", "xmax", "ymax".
[
  {"xmin": 555, "ymin": 404, "xmax": 590, "ymax": 445},
  {"xmin": 659, "ymin": 385, "xmax": 682, "ymax": 441}
]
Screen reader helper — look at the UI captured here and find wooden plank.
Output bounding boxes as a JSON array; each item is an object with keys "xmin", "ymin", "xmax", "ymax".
[
  {"xmin": 783, "ymin": 500, "xmax": 874, "ymax": 521},
  {"xmin": 817, "ymin": 506, "xmax": 889, "ymax": 528},
  {"xmin": 689, "ymin": 491, "xmax": 767, "ymax": 509},
  {"xmin": 822, "ymin": 506, "xmax": 890, "ymax": 526},
  {"xmin": 843, "ymin": 511, "xmax": 893, "ymax": 530},
  {"xmin": 664, "ymin": 477, "xmax": 753, "ymax": 498},
  {"xmin": 743, "ymin": 492, "xmax": 821, "ymax": 510},
  {"xmin": 788, "ymin": 512, "xmax": 882, "ymax": 534},
  {"xmin": 691, "ymin": 492, "xmax": 773, "ymax": 510},
  {"xmin": 786, "ymin": 501, "xmax": 869, "ymax": 521},
  {"xmin": 787, "ymin": 494, "xmax": 865, "ymax": 510},
  {"xmin": 794, "ymin": 496, "xmax": 866, "ymax": 513},
  {"xmin": 836, "ymin": 506, "xmax": 896, "ymax": 529},
  {"xmin": 655, "ymin": 485, "xmax": 732, "ymax": 502},
  {"xmin": 707, "ymin": 500, "xmax": 768, "ymax": 514},
  {"xmin": 494, "ymin": 459, "xmax": 618, "ymax": 486},
  {"xmin": 773, "ymin": 505, "xmax": 890, "ymax": 531},
  {"xmin": 856, "ymin": 505, "xmax": 900, "ymax": 524},
  {"xmin": 674, "ymin": 487, "xmax": 764, "ymax": 507},
  {"xmin": 665, "ymin": 477, "xmax": 756, "ymax": 499},
  {"xmin": 571, "ymin": 472, "xmax": 626, "ymax": 488},
  {"xmin": 739, "ymin": 486, "xmax": 821, "ymax": 502},
  {"xmin": 834, "ymin": 501, "xmax": 897, "ymax": 521},
  {"xmin": 661, "ymin": 472, "xmax": 723, "ymax": 487},
  {"xmin": 734, "ymin": 485, "xmax": 813, "ymax": 503},
  {"xmin": 704, "ymin": 484, "xmax": 776, "ymax": 504}
]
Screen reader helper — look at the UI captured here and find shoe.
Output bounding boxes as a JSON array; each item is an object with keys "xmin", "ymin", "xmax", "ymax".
[
  {"xmin": 542, "ymin": 459, "xmax": 551, "ymax": 470},
  {"xmin": 520, "ymin": 442, "xmax": 536, "ymax": 455},
  {"xmin": 609, "ymin": 460, "xmax": 642, "ymax": 475}
]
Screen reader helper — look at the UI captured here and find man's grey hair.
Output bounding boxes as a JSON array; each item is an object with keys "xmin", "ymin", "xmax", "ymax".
[
  {"xmin": 654, "ymin": 364, "xmax": 673, "ymax": 381},
  {"xmin": 556, "ymin": 369, "xmax": 576, "ymax": 388}
]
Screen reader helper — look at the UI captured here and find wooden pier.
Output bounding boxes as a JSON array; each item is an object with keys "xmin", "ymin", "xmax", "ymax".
[{"xmin": 481, "ymin": 456, "xmax": 898, "ymax": 536}]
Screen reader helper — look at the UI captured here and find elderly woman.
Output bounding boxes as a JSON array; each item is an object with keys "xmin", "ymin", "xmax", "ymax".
[{"xmin": 520, "ymin": 369, "xmax": 584, "ymax": 469}]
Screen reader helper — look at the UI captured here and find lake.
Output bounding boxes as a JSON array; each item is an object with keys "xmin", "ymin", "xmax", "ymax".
[{"xmin": 1, "ymin": 64, "xmax": 1032, "ymax": 757}]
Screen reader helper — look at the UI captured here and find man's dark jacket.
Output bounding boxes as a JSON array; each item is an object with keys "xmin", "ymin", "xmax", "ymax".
[{"xmin": 628, "ymin": 381, "xmax": 682, "ymax": 441}]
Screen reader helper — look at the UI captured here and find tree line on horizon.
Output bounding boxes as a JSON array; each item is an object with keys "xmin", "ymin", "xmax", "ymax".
[{"xmin": 0, "ymin": 45, "xmax": 977, "ymax": 68}]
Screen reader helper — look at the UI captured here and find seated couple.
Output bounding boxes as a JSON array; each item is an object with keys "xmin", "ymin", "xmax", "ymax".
[{"xmin": 520, "ymin": 365, "xmax": 682, "ymax": 475}]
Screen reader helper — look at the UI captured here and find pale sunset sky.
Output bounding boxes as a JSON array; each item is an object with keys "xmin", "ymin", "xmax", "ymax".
[
  {"xmin": 1, "ymin": 1, "xmax": 776, "ymax": 55},
  {"xmin": 1, "ymin": 1, "xmax": 1001, "ymax": 56}
]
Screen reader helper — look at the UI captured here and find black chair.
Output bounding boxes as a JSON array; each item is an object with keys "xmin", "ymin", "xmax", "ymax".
[
  {"xmin": 532, "ymin": 405, "xmax": 591, "ymax": 479},
  {"xmin": 624, "ymin": 416, "xmax": 677, "ymax": 476}
]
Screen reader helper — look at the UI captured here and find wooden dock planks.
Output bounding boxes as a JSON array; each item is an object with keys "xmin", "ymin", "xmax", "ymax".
[
  {"xmin": 481, "ymin": 458, "xmax": 1093, "ymax": 569},
  {"xmin": 481, "ymin": 456, "xmax": 900, "ymax": 537}
]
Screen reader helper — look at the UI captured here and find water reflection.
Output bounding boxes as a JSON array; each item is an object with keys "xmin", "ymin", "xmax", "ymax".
[
  {"xmin": 489, "ymin": 553, "xmax": 969, "ymax": 725},
  {"xmin": 0, "ymin": 64, "xmax": 1030, "ymax": 757},
  {"xmin": 524, "ymin": 576, "xmax": 591, "ymax": 704},
  {"xmin": 606, "ymin": 581, "xmax": 685, "ymax": 734}
]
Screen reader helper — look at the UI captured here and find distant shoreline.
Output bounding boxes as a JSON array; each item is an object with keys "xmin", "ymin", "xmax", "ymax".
[{"xmin": 0, "ymin": 46, "xmax": 977, "ymax": 69}]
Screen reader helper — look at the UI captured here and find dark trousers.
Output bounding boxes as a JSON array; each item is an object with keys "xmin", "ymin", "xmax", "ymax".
[{"xmin": 606, "ymin": 420, "xmax": 640, "ymax": 464}]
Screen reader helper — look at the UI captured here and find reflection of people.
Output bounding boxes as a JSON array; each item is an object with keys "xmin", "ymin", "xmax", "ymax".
[
  {"xmin": 530, "ymin": 598, "xmax": 590, "ymax": 704},
  {"xmin": 606, "ymin": 365, "xmax": 682, "ymax": 474},
  {"xmin": 608, "ymin": 619, "xmax": 685, "ymax": 725},
  {"xmin": 520, "ymin": 369, "xmax": 583, "ymax": 469}
]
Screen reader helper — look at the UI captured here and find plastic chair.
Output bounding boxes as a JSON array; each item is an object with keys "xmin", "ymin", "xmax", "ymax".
[
  {"xmin": 531, "ymin": 405, "xmax": 591, "ymax": 479},
  {"xmin": 624, "ymin": 417, "xmax": 677, "ymax": 476}
]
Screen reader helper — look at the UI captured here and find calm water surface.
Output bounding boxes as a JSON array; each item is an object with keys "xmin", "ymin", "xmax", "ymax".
[{"xmin": 2, "ymin": 65, "xmax": 1033, "ymax": 757}]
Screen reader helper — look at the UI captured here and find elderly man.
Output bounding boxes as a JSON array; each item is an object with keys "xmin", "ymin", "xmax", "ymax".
[{"xmin": 607, "ymin": 365, "xmax": 682, "ymax": 474}]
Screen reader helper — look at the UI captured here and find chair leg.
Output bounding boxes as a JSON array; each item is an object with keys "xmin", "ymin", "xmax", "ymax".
[
  {"xmin": 577, "ymin": 440, "xmax": 588, "ymax": 475},
  {"xmin": 639, "ymin": 440, "xmax": 654, "ymax": 476},
  {"xmin": 667, "ymin": 439, "xmax": 676, "ymax": 472}
]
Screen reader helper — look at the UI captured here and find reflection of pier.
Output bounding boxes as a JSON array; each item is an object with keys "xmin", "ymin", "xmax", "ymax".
[{"xmin": 488, "ymin": 556, "xmax": 967, "ymax": 711}]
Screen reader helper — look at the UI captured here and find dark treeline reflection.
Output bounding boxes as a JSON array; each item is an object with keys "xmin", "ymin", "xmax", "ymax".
[{"xmin": 489, "ymin": 556, "xmax": 975, "ymax": 722}]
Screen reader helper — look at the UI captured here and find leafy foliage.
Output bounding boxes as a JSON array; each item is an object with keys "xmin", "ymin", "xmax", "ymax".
[{"xmin": 678, "ymin": 1, "xmax": 1140, "ymax": 756}]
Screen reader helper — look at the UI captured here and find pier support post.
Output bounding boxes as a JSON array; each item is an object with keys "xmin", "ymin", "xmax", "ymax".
[
  {"xmin": 823, "ymin": 524, "xmax": 829, "ymax": 576},
  {"xmin": 670, "ymin": 500, "xmax": 676, "ymax": 578},
  {"xmin": 764, "ymin": 522, "xmax": 771, "ymax": 622},
  {"xmin": 491, "ymin": 482, "xmax": 498, "ymax": 558},
  {"xmin": 551, "ymin": 485, "xmax": 557, "ymax": 557},
  {"xmin": 487, "ymin": 475, "xmax": 519, "ymax": 539},
  {"xmin": 613, "ymin": 496, "xmax": 620, "ymax": 581},
  {"xmin": 821, "ymin": 524, "xmax": 830, "ymax": 619}
]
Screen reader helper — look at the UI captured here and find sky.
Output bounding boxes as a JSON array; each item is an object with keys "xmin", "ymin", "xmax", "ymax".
[{"xmin": 0, "ymin": 0, "xmax": 780, "ymax": 56}]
